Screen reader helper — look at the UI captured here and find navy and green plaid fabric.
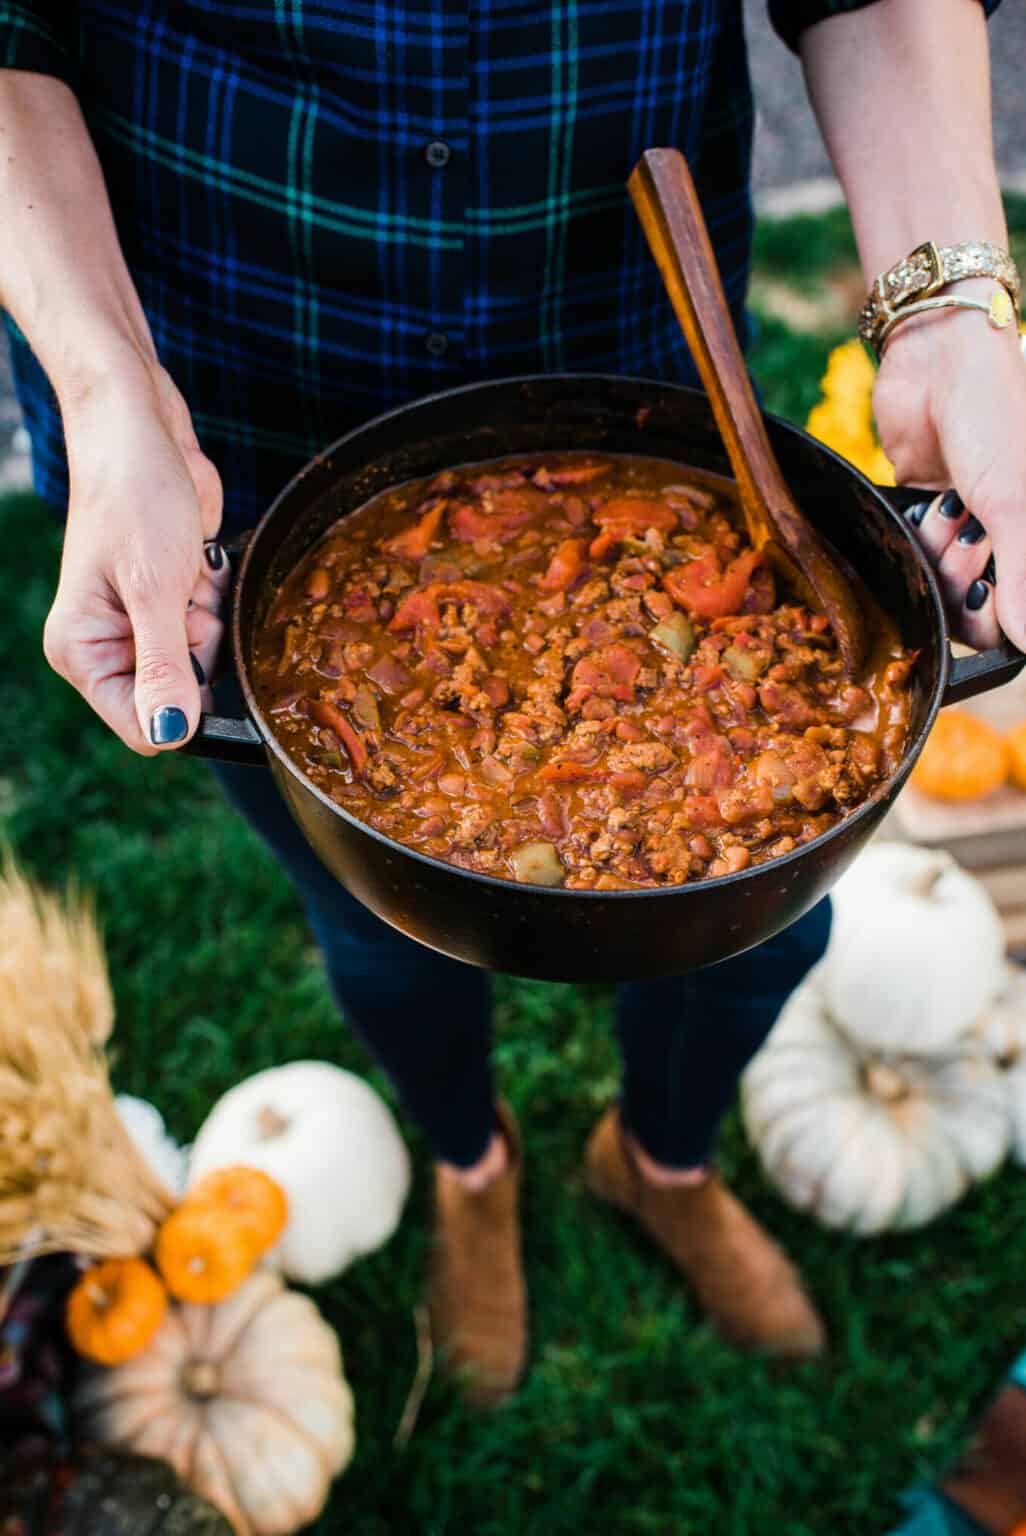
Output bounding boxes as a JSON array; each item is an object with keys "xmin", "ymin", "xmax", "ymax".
[{"xmin": 0, "ymin": 0, "xmax": 997, "ymax": 532}]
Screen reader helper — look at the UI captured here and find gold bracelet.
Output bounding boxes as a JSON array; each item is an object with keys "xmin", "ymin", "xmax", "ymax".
[
  {"xmin": 876, "ymin": 289, "xmax": 1018, "ymax": 357},
  {"xmin": 858, "ymin": 240, "xmax": 1020, "ymax": 359}
]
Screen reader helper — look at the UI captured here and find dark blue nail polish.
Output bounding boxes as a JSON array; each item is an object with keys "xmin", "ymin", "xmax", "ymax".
[
  {"xmin": 965, "ymin": 579, "xmax": 991, "ymax": 612},
  {"xmin": 905, "ymin": 501, "xmax": 929, "ymax": 527},
  {"xmin": 204, "ymin": 541, "xmax": 225, "ymax": 572},
  {"xmin": 150, "ymin": 706, "xmax": 189, "ymax": 745},
  {"xmin": 958, "ymin": 516, "xmax": 986, "ymax": 545},
  {"xmin": 983, "ymin": 553, "xmax": 996, "ymax": 584},
  {"xmin": 189, "ymin": 652, "xmax": 206, "ymax": 686},
  {"xmin": 939, "ymin": 490, "xmax": 964, "ymax": 520}
]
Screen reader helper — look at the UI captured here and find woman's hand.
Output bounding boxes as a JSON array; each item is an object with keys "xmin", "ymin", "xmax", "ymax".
[
  {"xmin": 43, "ymin": 353, "xmax": 230, "ymax": 754},
  {"xmin": 872, "ymin": 292, "xmax": 1026, "ymax": 655}
]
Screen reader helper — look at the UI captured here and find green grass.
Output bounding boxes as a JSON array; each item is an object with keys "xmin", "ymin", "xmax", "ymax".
[
  {"xmin": 752, "ymin": 206, "xmax": 860, "ymax": 283},
  {"xmin": 5, "ymin": 501, "xmax": 1026, "ymax": 1535},
  {"xmin": 4, "ymin": 226, "xmax": 1026, "ymax": 1530}
]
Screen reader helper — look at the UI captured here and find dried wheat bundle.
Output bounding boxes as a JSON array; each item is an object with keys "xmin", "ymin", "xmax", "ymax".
[
  {"xmin": 0, "ymin": 860, "xmax": 175, "ymax": 1264},
  {"xmin": 0, "ymin": 858, "xmax": 113, "ymax": 1046}
]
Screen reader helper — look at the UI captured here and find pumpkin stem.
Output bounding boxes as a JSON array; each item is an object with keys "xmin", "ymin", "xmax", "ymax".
[
  {"xmin": 182, "ymin": 1360, "xmax": 221, "ymax": 1400},
  {"xmin": 914, "ymin": 862, "xmax": 946, "ymax": 900},
  {"xmin": 255, "ymin": 1105, "xmax": 290, "ymax": 1140},
  {"xmin": 864, "ymin": 1062, "xmax": 909, "ymax": 1102}
]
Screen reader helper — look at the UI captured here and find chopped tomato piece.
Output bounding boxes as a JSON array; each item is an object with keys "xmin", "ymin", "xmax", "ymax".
[
  {"xmin": 539, "ymin": 538, "xmax": 587, "ymax": 592},
  {"xmin": 536, "ymin": 761, "xmax": 602, "ymax": 784},
  {"xmin": 588, "ymin": 498, "xmax": 678, "ymax": 560},
  {"xmin": 388, "ymin": 579, "xmax": 509, "ymax": 633},
  {"xmin": 449, "ymin": 485, "xmax": 548, "ymax": 543},
  {"xmin": 388, "ymin": 587, "xmax": 441, "ymax": 633},
  {"xmin": 436, "ymin": 580, "xmax": 511, "ymax": 617},
  {"xmin": 535, "ymin": 461, "xmax": 610, "ymax": 487},
  {"xmin": 662, "ymin": 548, "xmax": 766, "ymax": 620},
  {"xmin": 594, "ymin": 497, "xmax": 678, "ymax": 535},
  {"xmin": 382, "ymin": 498, "xmax": 446, "ymax": 560},
  {"xmin": 567, "ymin": 643, "xmax": 641, "ymax": 712},
  {"xmin": 308, "ymin": 700, "xmax": 369, "ymax": 774}
]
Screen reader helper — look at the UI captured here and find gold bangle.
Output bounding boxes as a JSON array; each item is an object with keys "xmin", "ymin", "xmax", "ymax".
[
  {"xmin": 859, "ymin": 240, "xmax": 1020, "ymax": 356},
  {"xmin": 876, "ymin": 289, "xmax": 1017, "ymax": 359}
]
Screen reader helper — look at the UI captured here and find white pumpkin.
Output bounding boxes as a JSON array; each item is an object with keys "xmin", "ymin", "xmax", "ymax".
[
  {"xmin": 823, "ymin": 843, "xmax": 1005, "ymax": 1056},
  {"xmin": 975, "ymin": 963, "xmax": 1026, "ymax": 1165},
  {"xmin": 188, "ymin": 1062, "xmax": 410, "ymax": 1284},
  {"xmin": 115, "ymin": 1095, "xmax": 188, "ymax": 1197},
  {"xmin": 974, "ymin": 963, "xmax": 1026, "ymax": 1066},
  {"xmin": 75, "ymin": 1271, "xmax": 355, "ymax": 1536},
  {"xmin": 742, "ymin": 963, "xmax": 1010, "ymax": 1234}
]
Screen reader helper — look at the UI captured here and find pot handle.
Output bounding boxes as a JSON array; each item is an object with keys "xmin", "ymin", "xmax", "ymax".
[
  {"xmin": 877, "ymin": 483, "xmax": 1026, "ymax": 705},
  {"xmin": 180, "ymin": 713, "xmax": 265, "ymax": 765},
  {"xmin": 179, "ymin": 530, "xmax": 266, "ymax": 765}
]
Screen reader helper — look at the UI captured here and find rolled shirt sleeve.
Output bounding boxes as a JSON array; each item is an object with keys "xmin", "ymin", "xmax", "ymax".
[
  {"xmin": 0, "ymin": 4, "xmax": 78, "ymax": 88},
  {"xmin": 770, "ymin": 0, "xmax": 1002, "ymax": 54}
]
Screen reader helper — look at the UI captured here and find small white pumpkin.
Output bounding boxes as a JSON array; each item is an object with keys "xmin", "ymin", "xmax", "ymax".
[
  {"xmin": 75, "ymin": 1270, "xmax": 355, "ymax": 1536},
  {"xmin": 188, "ymin": 1062, "xmax": 410, "ymax": 1284},
  {"xmin": 115, "ymin": 1095, "xmax": 188, "ymax": 1197},
  {"xmin": 742, "ymin": 963, "xmax": 1010, "ymax": 1234},
  {"xmin": 823, "ymin": 843, "xmax": 1005, "ymax": 1056}
]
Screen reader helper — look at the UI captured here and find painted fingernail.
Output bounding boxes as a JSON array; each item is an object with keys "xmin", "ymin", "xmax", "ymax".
[
  {"xmin": 939, "ymin": 490, "xmax": 964, "ymax": 520},
  {"xmin": 958, "ymin": 516, "xmax": 986, "ymax": 545},
  {"xmin": 149, "ymin": 706, "xmax": 189, "ymax": 745},
  {"xmin": 189, "ymin": 652, "xmax": 206, "ymax": 686},
  {"xmin": 965, "ymin": 579, "xmax": 991, "ymax": 612},
  {"xmin": 905, "ymin": 501, "xmax": 929, "ymax": 527},
  {"xmin": 204, "ymin": 541, "xmax": 225, "ymax": 572},
  {"xmin": 983, "ymin": 553, "xmax": 997, "ymax": 584}
]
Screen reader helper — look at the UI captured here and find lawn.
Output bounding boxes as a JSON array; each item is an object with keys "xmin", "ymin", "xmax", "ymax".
[{"xmin": 3, "ymin": 207, "xmax": 1026, "ymax": 1535}]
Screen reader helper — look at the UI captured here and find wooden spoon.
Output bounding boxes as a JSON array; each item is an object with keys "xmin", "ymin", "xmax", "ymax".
[{"xmin": 628, "ymin": 147, "xmax": 867, "ymax": 676}]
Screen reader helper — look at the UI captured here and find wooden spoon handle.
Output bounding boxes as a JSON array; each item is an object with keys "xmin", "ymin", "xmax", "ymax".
[
  {"xmin": 628, "ymin": 148, "xmax": 788, "ymax": 551},
  {"xmin": 629, "ymin": 146, "xmax": 867, "ymax": 675}
]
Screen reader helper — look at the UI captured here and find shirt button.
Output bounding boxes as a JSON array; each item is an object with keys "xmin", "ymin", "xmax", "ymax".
[
  {"xmin": 425, "ymin": 331, "xmax": 449, "ymax": 358},
  {"xmin": 425, "ymin": 140, "xmax": 451, "ymax": 168}
]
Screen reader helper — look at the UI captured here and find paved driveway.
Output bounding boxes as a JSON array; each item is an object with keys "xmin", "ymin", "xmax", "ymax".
[{"xmin": 747, "ymin": 0, "xmax": 1026, "ymax": 196}]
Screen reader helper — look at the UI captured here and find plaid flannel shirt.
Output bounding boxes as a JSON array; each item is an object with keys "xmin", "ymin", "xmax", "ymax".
[{"xmin": 0, "ymin": 0, "xmax": 999, "ymax": 531}]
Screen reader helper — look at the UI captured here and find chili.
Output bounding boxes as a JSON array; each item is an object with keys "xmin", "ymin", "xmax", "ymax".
[{"xmin": 250, "ymin": 454, "xmax": 915, "ymax": 890}]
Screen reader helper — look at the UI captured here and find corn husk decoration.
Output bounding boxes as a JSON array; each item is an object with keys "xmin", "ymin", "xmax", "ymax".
[{"xmin": 0, "ymin": 859, "xmax": 175, "ymax": 1265}]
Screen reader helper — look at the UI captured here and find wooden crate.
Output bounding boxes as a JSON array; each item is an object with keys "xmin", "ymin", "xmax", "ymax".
[{"xmin": 885, "ymin": 663, "xmax": 1026, "ymax": 951}]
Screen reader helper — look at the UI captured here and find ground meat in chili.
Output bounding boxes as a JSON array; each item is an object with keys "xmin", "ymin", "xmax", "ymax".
[{"xmin": 250, "ymin": 454, "xmax": 915, "ymax": 890}]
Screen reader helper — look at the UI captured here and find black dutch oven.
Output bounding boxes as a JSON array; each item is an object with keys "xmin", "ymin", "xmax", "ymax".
[{"xmin": 184, "ymin": 375, "xmax": 1024, "ymax": 982}]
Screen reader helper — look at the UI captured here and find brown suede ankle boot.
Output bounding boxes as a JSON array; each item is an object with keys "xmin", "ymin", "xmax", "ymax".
[
  {"xmin": 428, "ymin": 1101, "xmax": 527, "ymax": 1409},
  {"xmin": 584, "ymin": 1108, "xmax": 825, "ymax": 1360}
]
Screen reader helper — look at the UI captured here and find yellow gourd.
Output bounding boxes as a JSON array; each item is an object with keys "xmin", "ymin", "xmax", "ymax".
[
  {"xmin": 155, "ymin": 1204, "xmax": 254, "ymax": 1304},
  {"xmin": 1006, "ymin": 720, "xmax": 1026, "ymax": 791},
  {"xmin": 188, "ymin": 1166, "xmax": 288, "ymax": 1257},
  {"xmin": 65, "ymin": 1257, "xmax": 167, "ymax": 1365},
  {"xmin": 910, "ymin": 708, "xmax": 1009, "ymax": 801}
]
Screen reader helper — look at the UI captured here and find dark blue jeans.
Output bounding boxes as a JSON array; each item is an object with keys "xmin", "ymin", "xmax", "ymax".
[{"xmin": 210, "ymin": 733, "xmax": 830, "ymax": 1170}]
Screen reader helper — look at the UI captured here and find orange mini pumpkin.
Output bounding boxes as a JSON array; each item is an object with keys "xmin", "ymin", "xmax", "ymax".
[
  {"xmin": 1006, "ymin": 720, "xmax": 1026, "ymax": 791},
  {"xmin": 188, "ymin": 1166, "xmax": 289, "ymax": 1257},
  {"xmin": 66, "ymin": 1257, "xmax": 167, "ymax": 1365},
  {"xmin": 155, "ymin": 1204, "xmax": 254, "ymax": 1304},
  {"xmin": 910, "ymin": 708, "xmax": 1010, "ymax": 802}
]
